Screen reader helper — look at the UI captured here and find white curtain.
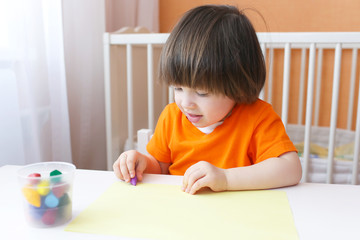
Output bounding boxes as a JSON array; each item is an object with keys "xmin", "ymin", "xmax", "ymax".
[
  {"xmin": 0, "ymin": 0, "xmax": 72, "ymax": 166},
  {"xmin": 62, "ymin": 0, "xmax": 106, "ymax": 170}
]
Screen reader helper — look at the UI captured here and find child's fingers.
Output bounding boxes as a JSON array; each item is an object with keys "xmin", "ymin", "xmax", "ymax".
[
  {"xmin": 183, "ymin": 167, "xmax": 204, "ymax": 193},
  {"xmin": 119, "ymin": 153, "xmax": 131, "ymax": 182},
  {"xmin": 113, "ymin": 159, "xmax": 124, "ymax": 180},
  {"xmin": 135, "ymin": 158, "xmax": 147, "ymax": 181},
  {"xmin": 114, "ymin": 150, "xmax": 149, "ymax": 184},
  {"xmin": 182, "ymin": 166, "xmax": 193, "ymax": 191},
  {"xmin": 188, "ymin": 177, "xmax": 209, "ymax": 195},
  {"xmin": 183, "ymin": 161, "xmax": 204, "ymax": 190},
  {"xmin": 125, "ymin": 156, "xmax": 136, "ymax": 179}
]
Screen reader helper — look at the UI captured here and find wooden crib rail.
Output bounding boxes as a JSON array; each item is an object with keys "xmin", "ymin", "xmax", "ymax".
[{"xmin": 104, "ymin": 32, "xmax": 360, "ymax": 184}]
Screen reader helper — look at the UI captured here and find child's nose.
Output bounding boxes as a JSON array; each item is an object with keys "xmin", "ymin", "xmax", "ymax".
[{"xmin": 182, "ymin": 95, "xmax": 196, "ymax": 109}]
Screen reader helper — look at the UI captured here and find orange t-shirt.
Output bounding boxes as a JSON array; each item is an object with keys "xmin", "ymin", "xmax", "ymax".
[{"xmin": 147, "ymin": 99, "xmax": 297, "ymax": 175}]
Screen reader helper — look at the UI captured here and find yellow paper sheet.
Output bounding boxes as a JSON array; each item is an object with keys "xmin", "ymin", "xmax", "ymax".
[{"xmin": 65, "ymin": 182, "xmax": 298, "ymax": 240}]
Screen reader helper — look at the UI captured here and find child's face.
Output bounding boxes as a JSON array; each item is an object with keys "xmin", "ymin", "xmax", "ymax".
[{"xmin": 173, "ymin": 86, "xmax": 236, "ymax": 128}]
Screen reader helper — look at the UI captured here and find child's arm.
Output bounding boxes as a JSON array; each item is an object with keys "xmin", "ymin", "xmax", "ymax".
[
  {"xmin": 113, "ymin": 150, "xmax": 170, "ymax": 183},
  {"xmin": 182, "ymin": 151, "xmax": 302, "ymax": 194}
]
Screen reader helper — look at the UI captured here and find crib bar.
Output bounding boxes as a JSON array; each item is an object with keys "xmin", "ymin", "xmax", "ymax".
[
  {"xmin": 137, "ymin": 129, "xmax": 152, "ymax": 155},
  {"xmin": 259, "ymin": 89, "xmax": 264, "ymax": 101},
  {"xmin": 103, "ymin": 33, "xmax": 113, "ymax": 170},
  {"xmin": 110, "ymin": 33, "xmax": 360, "ymax": 46},
  {"xmin": 281, "ymin": 43, "xmax": 291, "ymax": 127},
  {"xmin": 314, "ymin": 48, "xmax": 323, "ymax": 127},
  {"xmin": 126, "ymin": 44, "xmax": 134, "ymax": 149},
  {"xmin": 147, "ymin": 44, "xmax": 154, "ymax": 131},
  {"xmin": 259, "ymin": 43, "xmax": 266, "ymax": 100},
  {"xmin": 267, "ymin": 48, "xmax": 274, "ymax": 104},
  {"xmin": 256, "ymin": 32, "xmax": 360, "ymax": 45},
  {"xmin": 347, "ymin": 48, "xmax": 358, "ymax": 130},
  {"xmin": 168, "ymin": 86, "xmax": 174, "ymax": 103},
  {"xmin": 326, "ymin": 43, "xmax": 342, "ymax": 184},
  {"xmin": 302, "ymin": 43, "xmax": 317, "ymax": 182},
  {"xmin": 110, "ymin": 33, "xmax": 169, "ymax": 45},
  {"xmin": 259, "ymin": 43, "xmax": 360, "ymax": 50},
  {"xmin": 352, "ymin": 79, "xmax": 360, "ymax": 184},
  {"xmin": 298, "ymin": 48, "xmax": 307, "ymax": 125},
  {"xmin": 162, "ymin": 85, "xmax": 168, "ymax": 106}
]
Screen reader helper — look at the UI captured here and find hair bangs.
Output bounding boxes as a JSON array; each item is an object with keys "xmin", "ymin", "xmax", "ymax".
[
  {"xmin": 160, "ymin": 32, "xmax": 220, "ymax": 93},
  {"xmin": 159, "ymin": 5, "xmax": 266, "ymax": 104}
]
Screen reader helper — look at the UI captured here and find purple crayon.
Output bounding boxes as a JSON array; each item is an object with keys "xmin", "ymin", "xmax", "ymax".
[{"xmin": 130, "ymin": 175, "xmax": 138, "ymax": 186}]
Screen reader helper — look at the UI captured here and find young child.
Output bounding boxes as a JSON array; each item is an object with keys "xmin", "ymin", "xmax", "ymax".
[{"xmin": 113, "ymin": 4, "xmax": 302, "ymax": 194}]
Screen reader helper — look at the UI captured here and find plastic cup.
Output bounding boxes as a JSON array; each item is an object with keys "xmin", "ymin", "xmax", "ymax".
[{"xmin": 17, "ymin": 162, "xmax": 76, "ymax": 227}]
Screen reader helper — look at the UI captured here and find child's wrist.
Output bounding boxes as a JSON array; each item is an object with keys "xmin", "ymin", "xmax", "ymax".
[
  {"xmin": 144, "ymin": 154, "xmax": 162, "ymax": 174},
  {"xmin": 223, "ymin": 168, "xmax": 231, "ymax": 191}
]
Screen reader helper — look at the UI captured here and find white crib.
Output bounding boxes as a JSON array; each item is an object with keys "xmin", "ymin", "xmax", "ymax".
[{"xmin": 103, "ymin": 31, "xmax": 360, "ymax": 185}]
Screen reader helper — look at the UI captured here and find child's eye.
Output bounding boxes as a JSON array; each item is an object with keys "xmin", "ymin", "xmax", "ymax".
[
  {"xmin": 174, "ymin": 87, "xmax": 183, "ymax": 92},
  {"xmin": 196, "ymin": 91, "xmax": 209, "ymax": 97}
]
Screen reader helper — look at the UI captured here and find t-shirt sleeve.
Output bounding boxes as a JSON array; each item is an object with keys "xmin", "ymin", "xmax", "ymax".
[
  {"xmin": 146, "ymin": 105, "xmax": 172, "ymax": 163},
  {"xmin": 249, "ymin": 104, "xmax": 298, "ymax": 164}
]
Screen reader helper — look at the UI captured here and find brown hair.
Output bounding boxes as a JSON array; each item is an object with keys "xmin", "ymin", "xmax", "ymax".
[{"xmin": 159, "ymin": 5, "xmax": 266, "ymax": 104}]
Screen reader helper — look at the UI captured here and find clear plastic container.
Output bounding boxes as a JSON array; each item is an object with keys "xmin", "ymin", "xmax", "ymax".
[{"xmin": 17, "ymin": 162, "xmax": 76, "ymax": 227}]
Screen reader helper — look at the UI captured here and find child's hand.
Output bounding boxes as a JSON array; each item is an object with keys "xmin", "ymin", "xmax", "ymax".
[
  {"xmin": 113, "ymin": 150, "xmax": 147, "ymax": 183},
  {"xmin": 182, "ymin": 161, "xmax": 228, "ymax": 195}
]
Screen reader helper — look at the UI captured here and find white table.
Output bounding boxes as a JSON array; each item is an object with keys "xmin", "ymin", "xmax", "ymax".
[{"xmin": 1, "ymin": 165, "xmax": 360, "ymax": 240}]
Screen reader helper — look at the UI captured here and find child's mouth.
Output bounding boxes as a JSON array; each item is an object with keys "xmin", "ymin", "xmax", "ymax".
[{"xmin": 186, "ymin": 113, "xmax": 202, "ymax": 123}]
